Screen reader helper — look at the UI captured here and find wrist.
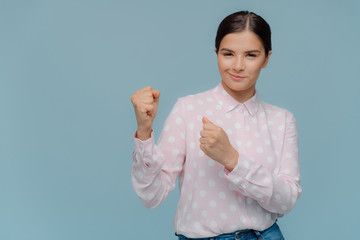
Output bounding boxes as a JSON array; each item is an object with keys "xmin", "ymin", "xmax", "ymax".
[
  {"xmin": 136, "ymin": 128, "xmax": 152, "ymax": 141},
  {"xmin": 224, "ymin": 148, "xmax": 239, "ymax": 172}
]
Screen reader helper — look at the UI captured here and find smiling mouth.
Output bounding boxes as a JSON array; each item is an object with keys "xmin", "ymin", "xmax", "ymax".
[{"xmin": 229, "ymin": 73, "xmax": 245, "ymax": 80}]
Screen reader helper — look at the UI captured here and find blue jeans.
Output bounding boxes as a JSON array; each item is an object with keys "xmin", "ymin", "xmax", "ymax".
[{"xmin": 175, "ymin": 222, "xmax": 284, "ymax": 240}]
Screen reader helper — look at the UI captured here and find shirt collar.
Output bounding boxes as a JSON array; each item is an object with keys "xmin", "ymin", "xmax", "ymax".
[{"xmin": 211, "ymin": 82, "xmax": 260, "ymax": 117}]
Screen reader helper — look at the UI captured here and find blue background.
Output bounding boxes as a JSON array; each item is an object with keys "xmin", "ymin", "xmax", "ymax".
[{"xmin": 1, "ymin": 0, "xmax": 359, "ymax": 239}]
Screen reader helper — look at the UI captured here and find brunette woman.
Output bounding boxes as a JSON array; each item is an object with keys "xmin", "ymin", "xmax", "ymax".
[{"xmin": 131, "ymin": 11, "xmax": 301, "ymax": 240}]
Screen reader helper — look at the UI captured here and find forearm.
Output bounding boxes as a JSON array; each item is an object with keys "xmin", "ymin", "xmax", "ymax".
[
  {"xmin": 226, "ymin": 157, "xmax": 301, "ymax": 214},
  {"xmin": 131, "ymin": 98, "xmax": 187, "ymax": 209},
  {"xmin": 131, "ymin": 135, "xmax": 170, "ymax": 209}
]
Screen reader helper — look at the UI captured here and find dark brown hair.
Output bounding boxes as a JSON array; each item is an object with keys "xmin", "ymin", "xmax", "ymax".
[{"xmin": 215, "ymin": 11, "xmax": 272, "ymax": 57}]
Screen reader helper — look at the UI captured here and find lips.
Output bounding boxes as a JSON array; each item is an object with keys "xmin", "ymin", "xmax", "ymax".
[{"xmin": 229, "ymin": 73, "xmax": 245, "ymax": 80}]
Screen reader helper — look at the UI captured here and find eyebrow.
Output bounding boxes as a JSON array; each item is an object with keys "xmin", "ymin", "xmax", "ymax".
[{"xmin": 219, "ymin": 48, "xmax": 261, "ymax": 54}]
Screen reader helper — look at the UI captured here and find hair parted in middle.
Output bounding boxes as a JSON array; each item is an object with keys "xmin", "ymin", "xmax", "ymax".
[{"xmin": 215, "ymin": 11, "xmax": 272, "ymax": 57}]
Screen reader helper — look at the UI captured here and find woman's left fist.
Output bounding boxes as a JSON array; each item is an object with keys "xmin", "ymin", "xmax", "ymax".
[{"xmin": 199, "ymin": 117, "xmax": 239, "ymax": 171}]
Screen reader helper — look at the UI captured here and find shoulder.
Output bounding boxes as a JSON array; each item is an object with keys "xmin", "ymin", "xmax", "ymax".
[
  {"xmin": 175, "ymin": 88, "xmax": 214, "ymax": 108},
  {"xmin": 259, "ymin": 100, "xmax": 296, "ymax": 123},
  {"xmin": 179, "ymin": 88, "xmax": 213, "ymax": 102},
  {"xmin": 167, "ymin": 88, "xmax": 215, "ymax": 123}
]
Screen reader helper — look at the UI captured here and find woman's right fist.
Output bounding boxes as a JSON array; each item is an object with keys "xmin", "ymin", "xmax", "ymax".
[{"xmin": 131, "ymin": 86, "xmax": 160, "ymax": 140}]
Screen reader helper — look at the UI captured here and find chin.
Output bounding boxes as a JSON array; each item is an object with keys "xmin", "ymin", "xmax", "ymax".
[
  {"xmin": 225, "ymin": 83, "xmax": 257, "ymax": 98},
  {"xmin": 225, "ymin": 81, "xmax": 249, "ymax": 91}
]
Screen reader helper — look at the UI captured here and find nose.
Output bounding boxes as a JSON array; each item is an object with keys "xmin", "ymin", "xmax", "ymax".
[{"xmin": 233, "ymin": 56, "xmax": 245, "ymax": 72}]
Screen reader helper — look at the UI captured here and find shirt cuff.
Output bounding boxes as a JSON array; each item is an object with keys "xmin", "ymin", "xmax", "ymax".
[
  {"xmin": 225, "ymin": 153, "xmax": 249, "ymax": 187},
  {"xmin": 134, "ymin": 129, "xmax": 153, "ymax": 145},
  {"xmin": 133, "ymin": 130, "xmax": 164, "ymax": 172}
]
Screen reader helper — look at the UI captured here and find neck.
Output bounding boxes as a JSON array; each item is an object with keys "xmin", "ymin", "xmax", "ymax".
[{"xmin": 221, "ymin": 81, "xmax": 255, "ymax": 103}]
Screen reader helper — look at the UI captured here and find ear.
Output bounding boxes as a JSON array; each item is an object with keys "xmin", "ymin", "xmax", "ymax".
[
  {"xmin": 214, "ymin": 48, "xmax": 218, "ymax": 54},
  {"xmin": 262, "ymin": 50, "xmax": 272, "ymax": 69}
]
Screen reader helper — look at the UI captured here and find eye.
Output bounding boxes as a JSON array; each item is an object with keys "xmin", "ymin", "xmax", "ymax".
[
  {"xmin": 223, "ymin": 52, "xmax": 233, "ymax": 57},
  {"xmin": 247, "ymin": 53, "xmax": 257, "ymax": 58}
]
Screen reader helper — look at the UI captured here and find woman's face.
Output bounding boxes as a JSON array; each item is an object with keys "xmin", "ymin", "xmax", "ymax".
[{"xmin": 216, "ymin": 30, "xmax": 271, "ymax": 103}]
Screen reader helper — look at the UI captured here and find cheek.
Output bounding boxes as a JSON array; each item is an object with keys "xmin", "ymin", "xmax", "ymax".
[
  {"xmin": 248, "ymin": 62, "xmax": 264, "ymax": 74},
  {"xmin": 217, "ymin": 60, "xmax": 224, "ymax": 72},
  {"xmin": 217, "ymin": 58, "xmax": 230, "ymax": 71}
]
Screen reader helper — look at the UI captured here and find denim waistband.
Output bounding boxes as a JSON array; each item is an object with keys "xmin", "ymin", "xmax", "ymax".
[
  {"xmin": 176, "ymin": 228, "xmax": 252, "ymax": 240},
  {"xmin": 175, "ymin": 221, "xmax": 281, "ymax": 240}
]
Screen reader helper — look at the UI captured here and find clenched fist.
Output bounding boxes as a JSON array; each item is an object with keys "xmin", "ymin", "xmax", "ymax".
[
  {"xmin": 131, "ymin": 86, "xmax": 160, "ymax": 141},
  {"xmin": 200, "ymin": 117, "xmax": 239, "ymax": 171}
]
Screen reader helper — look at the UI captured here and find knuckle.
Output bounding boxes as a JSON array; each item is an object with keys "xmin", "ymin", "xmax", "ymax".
[
  {"xmin": 131, "ymin": 93, "xmax": 139, "ymax": 101},
  {"xmin": 200, "ymin": 144, "xmax": 207, "ymax": 152},
  {"xmin": 138, "ymin": 107, "xmax": 147, "ymax": 113},
  {"xmin": 134, "ymin": 89, "xmax": 142, "ymax": 96}
]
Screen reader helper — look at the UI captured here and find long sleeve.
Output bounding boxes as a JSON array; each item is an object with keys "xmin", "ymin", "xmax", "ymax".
[
  {"xmin": 226, "ymin": 111, "xmax": 301, "ymax": 215},
  {"xmin": 131, "ymin": 83, "xmax": 302, "ymax": 238},
  {"xmin": 132, "ymin": 99, "xmax": 186, "ymax": 209}
]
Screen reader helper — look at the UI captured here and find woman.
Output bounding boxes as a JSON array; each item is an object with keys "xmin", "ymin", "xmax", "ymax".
[{"xmin": 131, "ymin": 11, "xmax": 301, "ymax": 240}]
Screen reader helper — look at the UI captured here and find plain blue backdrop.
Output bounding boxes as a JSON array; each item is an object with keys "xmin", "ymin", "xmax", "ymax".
[{"xmin": 1, "ymin": 0, "xmax": 359, "ymax": 239}]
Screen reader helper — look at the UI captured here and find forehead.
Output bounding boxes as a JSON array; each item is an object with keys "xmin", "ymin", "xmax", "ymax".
[{"xmin": 219, "ymin": 31, "xmax": 264, "ymax": 51}]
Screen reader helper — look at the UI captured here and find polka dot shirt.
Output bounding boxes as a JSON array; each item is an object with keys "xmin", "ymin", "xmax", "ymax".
[{"xmin": 132, "ymin": 83, "xmax": 302, "ymax": 238}]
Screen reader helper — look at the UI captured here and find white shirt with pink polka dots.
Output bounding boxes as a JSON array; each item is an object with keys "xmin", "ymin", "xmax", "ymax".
[{"xmin": 132, "ymin": 83, "xmax": 302, "ymax": 238}]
